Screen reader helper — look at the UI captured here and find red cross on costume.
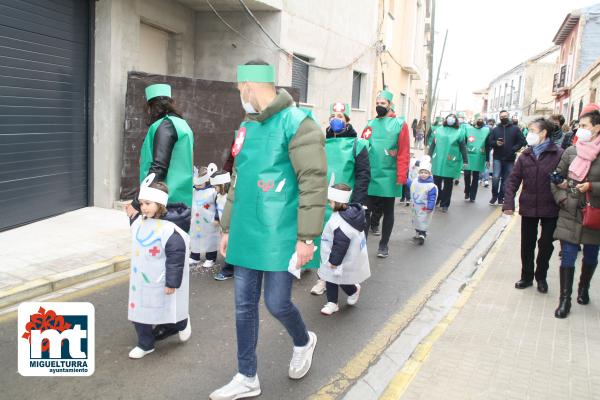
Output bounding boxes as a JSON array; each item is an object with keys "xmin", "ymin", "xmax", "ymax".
[
  {"xmin": 231, "ymin": 127, "xmax": 247, "ymax": 157},
  {"xmin": 149, "ymin": 246, "xmax": 160, "ymax": 257},
  {"xmin": 468, "ymin": 136, "xmax": 475, "ymax": 143},
  {"xmin": 333, "ymin": 102, "xmax": 346, "ymax": 113},
  {"xmin": 362, "ymin": 127, "xmax": 373, "ymax": 140}
]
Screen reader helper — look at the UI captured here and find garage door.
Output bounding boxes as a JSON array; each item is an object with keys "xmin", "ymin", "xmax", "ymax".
[{"xmin": 0, "ymin": 0, "xmax": 90, "ymax": 230}]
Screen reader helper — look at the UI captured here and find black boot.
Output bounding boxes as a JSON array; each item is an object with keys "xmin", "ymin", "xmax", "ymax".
[
  {"xmin": 577, "ymin": 263, "xmax": 597, "ymax": 305},
  {"xmin": 555, "ymin": 267, "xmax": 575, "ymax": 319}
]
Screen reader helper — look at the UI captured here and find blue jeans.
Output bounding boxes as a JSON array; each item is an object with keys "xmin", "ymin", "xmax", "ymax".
[
  {"xmin": 560, "ymin": 241, "xmax": 600, "ymax": 268},
  {"xmin": 234, "ymin": 266, "xmax": 309, "ymax": 377},
  {"xmin": 492, "ymin": 160, "xmax": 514, "ymax": 201}
]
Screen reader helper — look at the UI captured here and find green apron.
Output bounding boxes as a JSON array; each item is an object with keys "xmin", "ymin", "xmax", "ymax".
[
  {"xmin": 324, "ymin": 136, "xmax": 357, "ymax": 222},
  {"xmin": 431, "ymin": 125, "xmax": 465, "ymax": 179},
  {"xmin": 226, "ymin": 107, "xmax": 320, "ymax": 271},
  {"xmin": 464, "ymin": 125, "xmax": 489, "ymax": 173},
  {"xmin": 140, "ymin": 115, "xmax": 194, "ymax": 206},
  {"xmin": 364, "ymin": 117, "xmax": 405, "ymax": 198}
]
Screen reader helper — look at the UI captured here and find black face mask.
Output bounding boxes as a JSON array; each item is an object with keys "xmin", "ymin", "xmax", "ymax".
[
  {"xmin": 376, "ymin": 106, "xmax": 389, "ymax": 117},
  {"xmin": 476, "ymin": 121, "xmax": 484, "ymax": 128},
  {"xmin": 500, "ymin": 117, "xmax": 509, "ymax": 125}
]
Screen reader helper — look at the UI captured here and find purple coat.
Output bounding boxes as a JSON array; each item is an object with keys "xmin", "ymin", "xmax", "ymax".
[{"xmin": 503, "ymin": 144, "xmax": 564, "ymax": 218}]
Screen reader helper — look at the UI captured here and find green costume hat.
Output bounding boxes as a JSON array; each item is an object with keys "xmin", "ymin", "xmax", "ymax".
[
  {"xmin": 237, "ymin": 64, "xmax": 275, "ymax": 83},
  {"xmin": 145, "ymin": 84, "xmax": 172, "ymax": 101},
  {"xmin": 330, "ymin": 102, "xmax": 350, "ymax": 117},
  {"xmin": 377, "ymin": 89, "xmax": 394, "ymax": 102}
]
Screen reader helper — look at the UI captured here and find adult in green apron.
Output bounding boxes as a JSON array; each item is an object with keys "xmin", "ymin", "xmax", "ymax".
[
  {"xmin": 125, "ymin": 83, "xmax": 194, "ymax": 222},
  {"xmin": 211, "ymin": 62, "xmax": 326, "ymax": 400},
  {"xmin": 361, "ymin": 89, "xmax": 410, "ymax": 258},
  {"xmin": 428, "ymin": 113, "xmax": 468, "ymax": 212},
  {"xmin": 463, "ymin": 118, "xmax": 490, "ymax": 202},
  {"xmin": 310, "ymin": 102, "xmax": 371, "ymax": 296}
]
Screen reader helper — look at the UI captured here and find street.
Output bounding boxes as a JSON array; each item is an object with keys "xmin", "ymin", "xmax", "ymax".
[{"xmin": 1, "ymin": 188, "xmax": 495, "ymax": 400}]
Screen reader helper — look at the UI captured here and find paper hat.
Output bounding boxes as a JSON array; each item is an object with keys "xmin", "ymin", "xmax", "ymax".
[
  {"xmin": 145, "ymin": 84, "xmax": 171, "ymax": 101},
  {"xmin": 418, "ymin": 156, "xmax": 432, "ymax": 173},
  {"xmin": 330, "ymin": 102, "xmax": 350, "ymax": 117},
  {"xmin": 328, "ymin": 186, "xmax": 352, "ymax": 203},
  {"xmin": 237, "ymin": 65, "xmax": 275, "ymax": 83},
  {"xmin": 193, "ymin": 163, "xmax": 218, "ymax": 185},
  {"xmin": 138, "ymin": 173, "xmax": 168, "ymax": 206},
  {"xmin": 377, "ymin": 89, "xmax": 394, "ymax": 102},
  {"xmin": 210, "ymin": 171, "xmax": 231, "ymax": 186}
]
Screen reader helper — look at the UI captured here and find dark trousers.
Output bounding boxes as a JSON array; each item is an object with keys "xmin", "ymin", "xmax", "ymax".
[
  {"xmin": 365, "ymin": 196, "xmax": 395, "ymax": 247},
  {"xmin": 520, "ymin": 217, "xmax": 557, "ymax": 282},
  {"xmin": 433, "ymin": 176, "xmax": 454, "ymax": 208},
  {"xmin": 463, "ymin": 171, "xmax": 480, "ymax": 201},
  {"xmin": 133, "ymin": 318, "xmax": 188, "ymax": 350},
  {"xmin": 492, "ymin": 160, "xmax": 514, "ymax": 201},
  {"xmin": 560, "ymin": 241, "xmax": 599, "ymax": 268},
  {"xmin": 325, "ymin": 281, "xmax": 358, "ymax": 303},
  {"xmin": 190, "ymin": 251, "xmax": 217, "ymax": 261},
  {"xmin": 399, "ymin": 184, "xmax": 411, "ymax": 202}
]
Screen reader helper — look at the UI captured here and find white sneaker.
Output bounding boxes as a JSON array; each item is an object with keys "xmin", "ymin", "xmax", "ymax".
[
  {"xmin": 209, "ymin": 373, "xmax": 261, "ymax": 400},
  {"xmin": 320, "ymin": 302, "xmax": 339, "ymax": 315},
  {"xmin": 188, "ymin": 257, "xmax": 199, "ymax": 265},
  {"xmin": 128, "ymin": 346, "xmax": 154, "ymax": 359},
  {"xmin": 202, "ymin": 259, "xmax": 216, "ymax": 269},
  {"xmin": 311, "ymin": 279, "xmax": 326, "ymax": 295},
  {"xmin": 289, "ymin": 331, "xmax": 317, "ymax": 379},
  {"xmin": 347, "ymin": 284, "xmax": 361, "ymax": 306},
  {"xmin": 178, "ymin": 317, "xmax": 191, "ymax": 342}
]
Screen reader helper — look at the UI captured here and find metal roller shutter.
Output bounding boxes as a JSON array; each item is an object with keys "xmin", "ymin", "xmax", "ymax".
[
  {"xmin": 292, "ymin": 55, "xmax": 309, "ymax": 103},
  {"xmin": 0, "ymin": 0, "xmax": 90, "ymax": 230}
]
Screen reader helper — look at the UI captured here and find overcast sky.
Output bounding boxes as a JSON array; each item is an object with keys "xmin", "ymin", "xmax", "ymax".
[{"xmin": 434, "ymin": 0, "xmax": 600, "ymax": 112}]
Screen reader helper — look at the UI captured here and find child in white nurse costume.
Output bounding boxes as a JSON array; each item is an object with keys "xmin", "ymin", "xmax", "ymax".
[{"xmin": 128, "ymin": 175, "xmax": 191, "ymax": 359}]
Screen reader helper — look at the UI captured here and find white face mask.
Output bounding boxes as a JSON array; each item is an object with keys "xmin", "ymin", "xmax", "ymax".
[
  {"xmin": 577, "ymin": 128, "xmax": 593, "ymax": 143},
  {"xmin": 240, "ymin": 87, "xmax": 258, "ymax": 114},
  {"xmin": 446, "ymin": 117, "xmax": 456, "ymax": 126},
  {"xmin": 526, "ymin": 132, "xmax": 540, "ymax": 146}
]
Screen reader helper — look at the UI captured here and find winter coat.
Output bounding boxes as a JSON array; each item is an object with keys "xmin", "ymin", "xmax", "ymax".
[
  {"xmin": 487, "ymin": 123, "xmax": 526, "ymax": 162},
  {"xmin": 221, "ymin": 89, "xmax": 327, "ymax": 241},
  {"xmin": 325, "ymin": 124, "xmax": 371, "ymax": 204},
  {"xmin": 503, "ymin": 143, "xmax": 563, "ymax": 218},
  {"xmin": 318, "ymin": 203, "xmax": 370, "ymax": 285},
  {"xmin": 551, "ymin": 145, "xmax": 600, "ymax": 245}
]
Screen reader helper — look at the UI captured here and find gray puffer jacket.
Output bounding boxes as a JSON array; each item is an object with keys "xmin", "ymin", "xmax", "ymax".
[{"xmin": 551, "ymin": 145, "xmax": 600, "ymax": 245}]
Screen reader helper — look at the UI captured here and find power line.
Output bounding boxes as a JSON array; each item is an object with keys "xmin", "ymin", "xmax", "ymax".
[{"xmin": 236, "ymin": 0, "xmax": 376, "ymax": 71}]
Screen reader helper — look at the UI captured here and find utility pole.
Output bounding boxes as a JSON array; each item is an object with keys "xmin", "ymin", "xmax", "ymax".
[
  {"xmin": 432, "ymin": 29, "xmax": 448, "ymax": 119},
  {"xmin": 425, "ymin": 0, "xmax": 436, "ymax": 147}
]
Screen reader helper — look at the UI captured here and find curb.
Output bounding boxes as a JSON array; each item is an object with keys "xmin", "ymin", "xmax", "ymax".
[
  {"xmin": 309, "ymin": 208, "xmax": 503, "ymax": 400},
  {"xmin": 378, "ymin": 214, "xmax": 517, "ymax": 399},
  {"xmin": 0, "ymin": 255, "xmax": 129, "ymax": 309}
]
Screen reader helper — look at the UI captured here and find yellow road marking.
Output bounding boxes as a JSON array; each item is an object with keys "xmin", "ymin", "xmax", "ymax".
[
  {"xmin": 0, "ymin": 273, "xmax": 129, "ymax": 324},
  {"xmin": 308, "ymin": 208, "xmax": 502, "ymax": 400},
  {"xmin": 379, "ymin": 214, "xmax": 517, "ymax": 400}
]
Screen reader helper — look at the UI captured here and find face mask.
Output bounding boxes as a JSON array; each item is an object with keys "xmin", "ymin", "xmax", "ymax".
[
  {"xmin": 500, "ymin": 117, "xmax": 509, "ymax": 125},
  {"xmin": 458, "ymin": 118, "xmax": 465, "ymax": 124},
  {"xmin": 376, "ymin": 105, "xmax": 388, "ymax": 117},
  {"xmin": 240, "ymin": 88, "xmax": 257, "ymax": 114},
  {"xmin": 577, "ymin": 128, "xmax": 593, "ymax": 143},
  {"xmin": 329, "ymin": 118, "xmax": 345, "ymax": 133},
  {"xmin": 446, "ymin": 117, "xmax": 456, "ymax": 126},
  {"xmin": 526, "ymin": 132, "xmax": 540, "ymax": 146}
]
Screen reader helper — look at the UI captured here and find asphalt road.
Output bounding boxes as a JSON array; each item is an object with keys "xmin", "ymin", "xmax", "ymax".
[{"xmin": 0, "ymin": 184, "xmax": 497, "ymax": 400}]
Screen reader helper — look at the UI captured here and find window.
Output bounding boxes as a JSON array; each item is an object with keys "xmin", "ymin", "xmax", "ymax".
[
  {"xmin": 352, "ymin": 71, "xmax": 363, "ymax": 109},
  {"xmin": 579, "ymin": 98, "xmax": 583, "ymax": 118},
  {"xmin": 139, "ymin": 23, "xmax": 169, "ymax": 75},
  {"xmin": 292, "ymin": 54, "xmax": 309, "ymax": 103},
  {"xmin": 399, "ymin": 93, "xmax": 406, "ymax": 116}
]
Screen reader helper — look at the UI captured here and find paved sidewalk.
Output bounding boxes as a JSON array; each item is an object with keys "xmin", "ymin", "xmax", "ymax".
[
  {"xmin": 394, "ymin": 216, "xmax": 600, "ymax": 400},
  {"xmin": 0, "ymin": 207, "xmax": 130, "ymax": 307}
]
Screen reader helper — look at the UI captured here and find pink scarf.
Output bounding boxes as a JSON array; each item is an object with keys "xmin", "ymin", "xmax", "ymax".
[{"xmin": 568, "ymin": 135, "xmax": 600, "ymax": 181}]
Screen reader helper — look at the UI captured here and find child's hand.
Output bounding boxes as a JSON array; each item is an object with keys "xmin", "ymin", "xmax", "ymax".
[
  {"xmin": 165, "ymin": 287, "xmax": 176, "ymax": 295},
  {"xmin": 329, "ymin": 264, "xmax": 337, "ymax": 269}
]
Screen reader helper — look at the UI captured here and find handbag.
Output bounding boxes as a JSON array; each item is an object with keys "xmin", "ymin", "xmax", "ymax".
[{"xmin": 582, "ymin": 191, "xmax": 600, "ymax": 230}]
